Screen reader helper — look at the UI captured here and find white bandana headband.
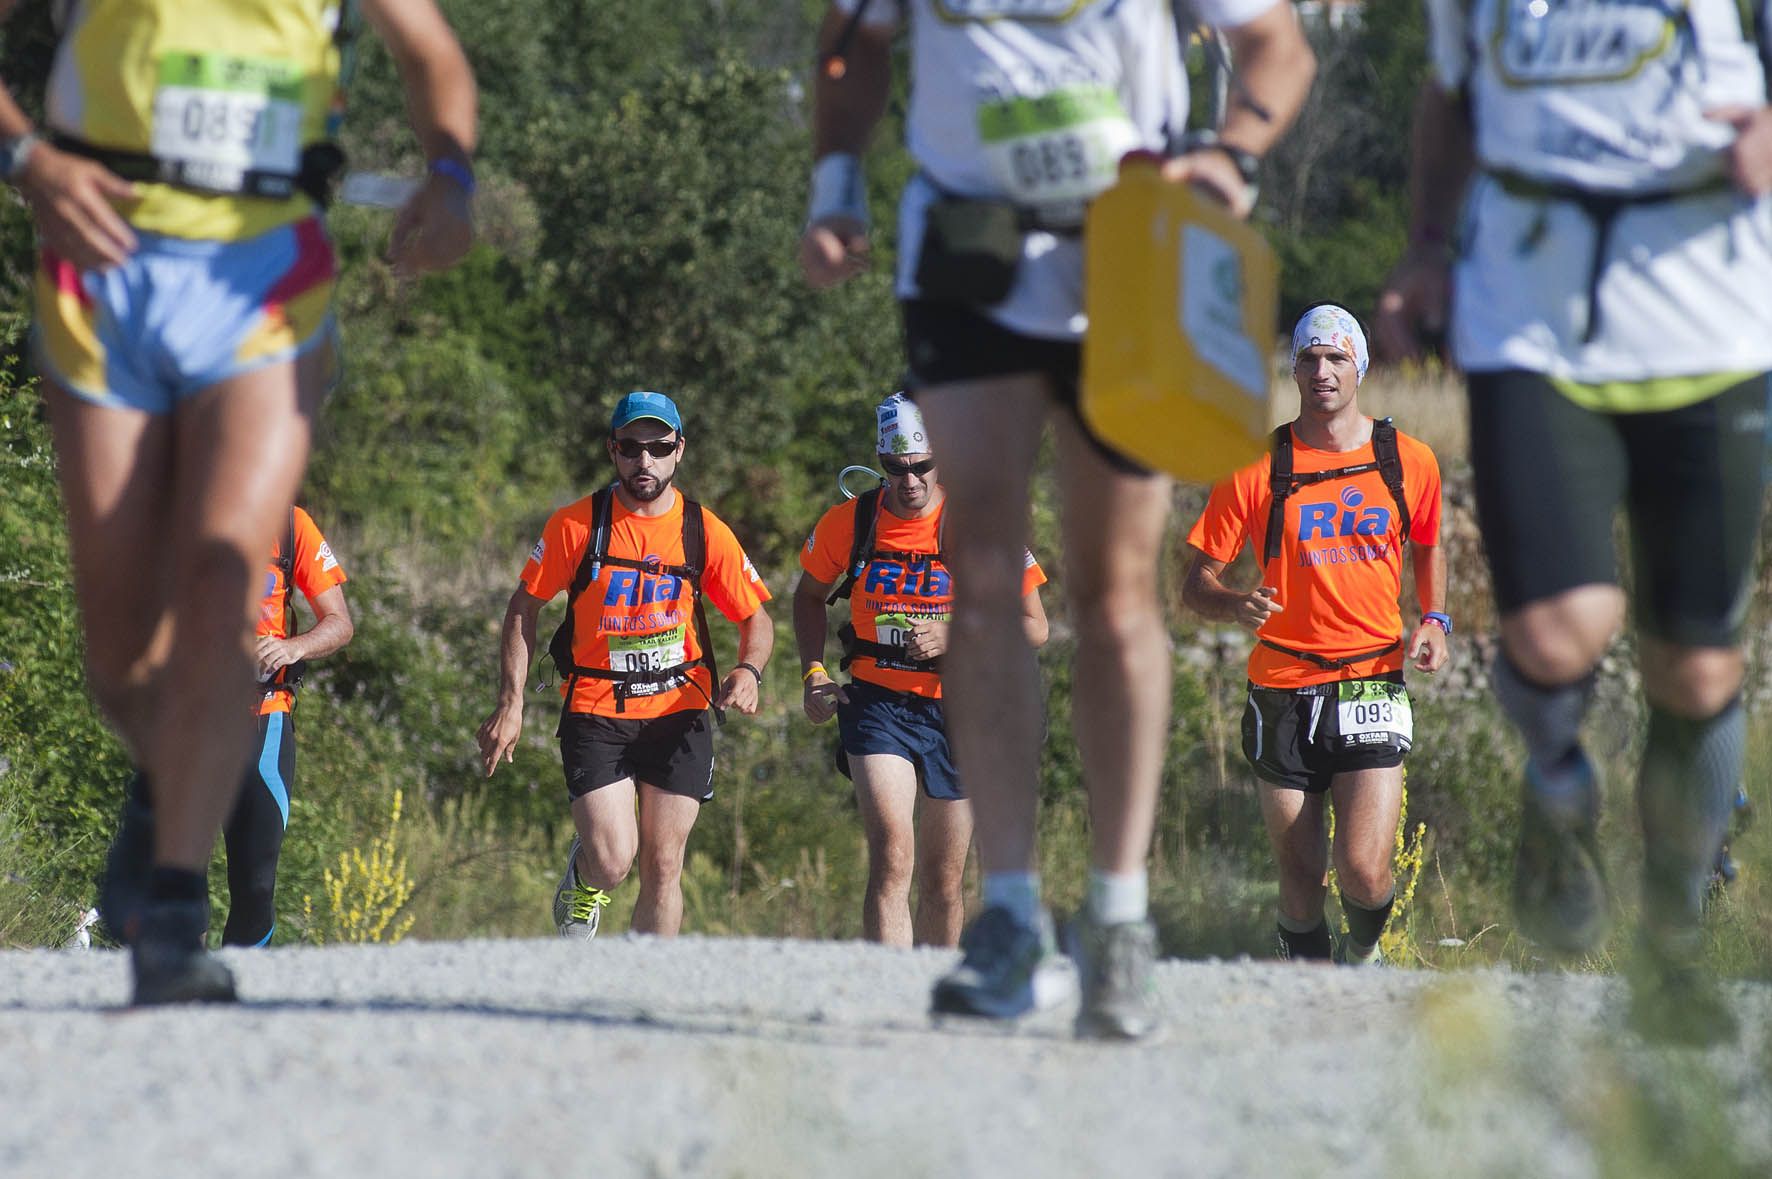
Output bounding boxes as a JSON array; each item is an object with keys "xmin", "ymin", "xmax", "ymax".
[
  {"xmin": 1292, "ymin": 305, "xmax": 1369, "ymax": 385},
  {"xmin": 877, "ymin": 392, "xmax": 930, "ymax": 456}
]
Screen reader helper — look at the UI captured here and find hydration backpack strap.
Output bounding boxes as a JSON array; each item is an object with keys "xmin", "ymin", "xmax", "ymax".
[
  {"xmin": 547, "ymin": 486, "xmax": 616, "ymax": 686},
  {"xmin": 1263, "ymin": 425, "xmax": 1294, "ymax": 565},
  {"xmin": 827, "ymin": 486, "xmax": 884, "ymax": 605},
  {"xmin": 1371, "ymin": 418, "xmax": 1411, "ymax": 546},
  {"xmin": 680, "ymin": 496, "xmax": 724, "ymax": 727}
]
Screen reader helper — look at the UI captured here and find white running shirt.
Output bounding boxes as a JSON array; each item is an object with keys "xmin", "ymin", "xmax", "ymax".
[
  {"xmin": 837, "ymin": 0, "xmax": 1279, "ymax": 340},
  {"xmin": 1427, "ymin": 0, "xmax": 1772, "ymax": 384}
]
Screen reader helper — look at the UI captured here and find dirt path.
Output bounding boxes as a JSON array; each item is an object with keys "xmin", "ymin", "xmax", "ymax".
[{"xmin": 3, "ymin": 937, "xmax": 1768, "ymax": 1177}]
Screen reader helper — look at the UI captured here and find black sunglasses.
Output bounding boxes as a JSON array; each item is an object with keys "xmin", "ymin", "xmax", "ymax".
[
  {"xmin": 611, "ymin": 436, "xmax": 680, "ymax": 459},
  {"xmin": 882, "ymin": 456, "xmax": 936, "ymax": 478}
]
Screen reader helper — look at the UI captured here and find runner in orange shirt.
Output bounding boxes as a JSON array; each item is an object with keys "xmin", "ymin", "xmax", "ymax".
[
  {"xmin": 1182, "ymin": 305, "xmax": 1450, "ymax": 964},
  {"xmin": 795, "ymin": 394, "xmax": 1048, "ymax": 948},
  {"xmin": 477, "ymin": 392, "xmax": 774, "ymax": 938},
  {"xmin": 231, "ymin": 505, "xmax": 352, "ymax": 945}
]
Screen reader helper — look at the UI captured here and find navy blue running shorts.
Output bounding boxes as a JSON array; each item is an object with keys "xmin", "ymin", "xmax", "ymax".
[{"xmin": 835, "ymin": 679, "xmax": 963, "ymax": 801}]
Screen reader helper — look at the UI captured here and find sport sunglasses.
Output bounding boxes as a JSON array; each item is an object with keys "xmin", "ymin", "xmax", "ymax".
[
  {"xmin": 882, "ymin": 456, "xmax": 936, "ymax": 478},
  {"xmin": 611, "ymin": 436, "xmax": 681, "ymax": 459}
]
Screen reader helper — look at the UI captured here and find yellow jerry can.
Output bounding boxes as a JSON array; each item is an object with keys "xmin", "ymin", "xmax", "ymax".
[{"xmin": 1080, "ymin": 151, "xmax": 1278, "ymax": 483}]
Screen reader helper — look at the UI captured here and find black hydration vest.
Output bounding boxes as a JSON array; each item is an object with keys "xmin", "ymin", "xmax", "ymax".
[
  {"xmin": 1257, "ymin": 419, "xmax": 1412, "ymax": 672},
  {"xmin": 546, "ymin": 487, "xmax": 721, "ymax": 720},
  {"xmin": 825, "ymin": 485, "xmax": 945, "ymax": 674}
]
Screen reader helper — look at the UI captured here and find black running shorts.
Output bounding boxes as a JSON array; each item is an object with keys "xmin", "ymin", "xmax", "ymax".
[
  {"xmin": 559, "ymin": 709, "xmax": 715, "ymax": 802},
  {"xmin": 1467, "ymin": 370, "xmax": 1770, "ymax": 646},
  {"xmin": 901, "ymin": 298, "xmax": 1149, "ymax": 475},
  {"xmin": 1241, "ymin": 672, "xmax": 1411, "ymax": 794}
]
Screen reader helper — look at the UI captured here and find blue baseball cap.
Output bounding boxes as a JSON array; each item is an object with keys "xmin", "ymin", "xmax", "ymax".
[{"xmin": 610, "ymin": 391, "xmax": 683, "ymax": 434}]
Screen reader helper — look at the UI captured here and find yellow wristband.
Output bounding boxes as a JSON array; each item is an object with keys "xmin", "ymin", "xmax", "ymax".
[{"xmin": 802, "ymin": 663, "xmax": 827, "ymax": 682}]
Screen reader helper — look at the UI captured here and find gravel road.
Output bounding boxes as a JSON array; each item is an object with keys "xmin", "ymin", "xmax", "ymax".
[{"xmin": 3, "ymin": 937, "xmax": 1769, "ymax": 1178}]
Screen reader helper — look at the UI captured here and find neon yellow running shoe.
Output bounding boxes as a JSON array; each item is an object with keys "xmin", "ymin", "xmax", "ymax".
[{"xmin": 552, "ymin": 837, "xmax": 611, "ymax": 940}]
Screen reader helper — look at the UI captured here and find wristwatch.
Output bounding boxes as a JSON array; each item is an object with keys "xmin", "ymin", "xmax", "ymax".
[
  {"xmin": 0, "ymin": 132, "xmax": 41, "ymax": 184},
  {"xmin": 1422, "ymin": 611, "xmax": 1453, "ymax": 635},
  {"xmin": 1171, "ymin": 130, "xmax": 1261, "ymax": 190}
]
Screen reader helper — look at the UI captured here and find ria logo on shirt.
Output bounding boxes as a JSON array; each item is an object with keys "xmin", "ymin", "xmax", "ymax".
[{"xmin": 1297, "ymin": 486, "xmax": 1392, "ymax": 542}]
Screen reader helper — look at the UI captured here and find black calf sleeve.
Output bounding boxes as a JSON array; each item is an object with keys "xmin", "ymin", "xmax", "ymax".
[
  {"xmin": 1343, "ymin": 892, "xmax": 1396, "ymax": 952},
  {"xmin": 1276, "ymin": 917, "xmax": 1334, "ymax": 961}
]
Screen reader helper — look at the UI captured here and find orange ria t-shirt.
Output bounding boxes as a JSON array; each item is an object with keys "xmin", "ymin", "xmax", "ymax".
[
  {"xmin": 800, "ymin": 496, "xmax": 1047, "ymax": 698},
  {"xmin": 1186, "ymin": 422, "xmax": 1442, "ymax": 689},
  {"xmin": 256, "ymin": 506, "xmax": 348, "ymax": 716},
  {"xmin": 521, "ymin": 488, "xmax": 772, "ymax": 718}
]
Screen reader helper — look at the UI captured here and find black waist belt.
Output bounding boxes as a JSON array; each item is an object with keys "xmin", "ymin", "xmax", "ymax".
[
  {"xmin": 50, "ymin": 134, "xmax": 343, "ymax": 208},
  {"xmin": 556, "ymin": 661, "xmax": 724, "ymax": 725},
  {"xmin": 1257, "ymin": 638, "xmax": 1400, "ymax": 672},
  {"xmin": 1488, "ymin": 170, "xmax": 1731, "ymax": 344},
  {"xmin": 839, "ymin": 636, "xmax": 940, "ymax": 674}
]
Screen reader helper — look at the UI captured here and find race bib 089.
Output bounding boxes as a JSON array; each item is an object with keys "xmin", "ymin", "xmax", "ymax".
[
  {"xmin": 1335, "ymin": 679, "xmax": 1413, "ymax": 747},
  {"xmin": 607, "ymin": 625, "xmax": 687, "ymax": 675},
  {"xmin": 151, "ymin": 51, "xmax": 305, "ymax": 189},
  {"xmin": 977, "ymin": 85, "xmax": 1140, "ymax": 212}
]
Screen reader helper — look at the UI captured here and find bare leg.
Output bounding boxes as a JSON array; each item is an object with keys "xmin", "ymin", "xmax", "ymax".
[
  {"xmin": 914, "ymin": 377, "xmax": 1049, "ymax": 876},
  {"xmin": 1051, "ymin": 415, "xmax": 1173, "ymax": 878},
  {"xmin": 571, "ymin": 777, "xmax": 640, "ymax": 890},
  {"xmin": 632, "ymin": 783, "xmax": 702, "ymax": 936},
  {"xmin": 1259, "ymin": 785, "xmax": 1329, "ymax": 924},
  {"xmin": 913, "ymin": 796, "xmax": 972, "ymax": 948},
  {"xmin": 851, "ymin": 754, "xmax": 920, "ymax": 947},
  {"xmin": 1327, "ymin": 765, "xmax": 1405, "ymax": 908}
]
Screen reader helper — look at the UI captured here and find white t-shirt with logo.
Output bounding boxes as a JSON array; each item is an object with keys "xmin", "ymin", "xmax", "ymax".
[
  {"xmin": 837, "ymin": 0, "xmax": 1280, "ymax": 341},
  {"xmin": 1427, "ymin": 0, "xmax": 1772, "ymax": 382}
]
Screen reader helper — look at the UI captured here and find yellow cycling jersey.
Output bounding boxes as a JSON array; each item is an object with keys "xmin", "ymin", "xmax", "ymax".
[{"xmin": 46, "ymin": 0, "xmax": 348, "ymax": 240}]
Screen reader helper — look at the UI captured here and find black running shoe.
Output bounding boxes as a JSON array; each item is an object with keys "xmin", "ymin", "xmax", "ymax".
[{"xmin": 130, "ymin": 899, "xmax": 236, "ymax": 1007}]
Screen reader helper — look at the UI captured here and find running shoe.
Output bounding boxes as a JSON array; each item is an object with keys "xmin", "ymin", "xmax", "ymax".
[
  {"xmin": 1334, "ymin": 941, "xmax": 1387, "ymax": 967},
  {"xmin": 97, "ymin": 777, "xmax": 155, "ymax": 946},
  {"xmin": 552, "ymin": 836, "xmax": 610, "ymax": 940},
  {"xmin": 1512, "ymin": 784, "xmax": 1610, "ymax": 958},
  {"xmin": 130, "ymin": 898, "xmax": 236, "ymax": 1006},
  {"xmin": 1068, "ymin": 912, "xmax": 1161, "ymax": 1041},
  {"xmin": 1626, "ymin": 930, "xmax": 1737, "ymax": 1048},
  {"xmin": 930, "ymin": 906, "xmax": 1071, "ymax": 1019}
]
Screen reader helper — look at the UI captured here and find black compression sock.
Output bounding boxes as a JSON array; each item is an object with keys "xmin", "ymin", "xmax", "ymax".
[
  {"xmin": 1639, "ymin": 698, "xmax": 1745, "ymax": 932},
  {"xmin": 1342, "ymin": 892, "xmax": 1396, "ymax": 956},
  {"xmin": 147, "ymin": 867, "xmax": 207, "ymax": 904},
  {"xmin": 1277, "ymin": 916, "xmax": 1334, "ymax": 961}
]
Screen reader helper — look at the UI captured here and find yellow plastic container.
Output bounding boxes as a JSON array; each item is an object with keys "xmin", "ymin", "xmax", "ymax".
[{"xmin": 1080, "ymin": 151, "xmax": 1278, "ymax": 483}]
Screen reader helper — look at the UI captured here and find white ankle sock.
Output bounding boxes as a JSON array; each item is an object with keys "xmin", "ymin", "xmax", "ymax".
[{"xmin": 1088, "ymin": 870, "xmax": 1148, "ymax": 925}]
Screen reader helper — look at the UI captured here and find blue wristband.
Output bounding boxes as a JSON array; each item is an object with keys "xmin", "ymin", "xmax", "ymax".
[
  {"xmin": 428, "ymin": 157, "xmax": 476, "ymax": 195},
  {"xmin": 1422, "ymin": 611, "xmax": 1452, "ymax": 635}
]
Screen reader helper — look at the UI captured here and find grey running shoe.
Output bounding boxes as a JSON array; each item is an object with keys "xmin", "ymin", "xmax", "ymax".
[
  {"xmin": 1069, "ymin": 913, "xmax": 1161, "ymax": 1041},
  {"xmin": 130, "ymin": 898, "xmax": 236, "ymax": 1007},
  {"xmin": 1512, "ymin": 788, "xmax": 1610, "ymax": 957},
  {"xmin": 931, "ymin": 906, "xmax": 1071, "ymax": 1019},
  {"xmin": 1335, "ymin": 941, "xmax": 1387, "ymax": 967},
  {"xmin": 552, "ymin": 837, "xmax": 610, "ymax": 940},
  {"xmin": 1626, "ymin": 931, "xmax": 1737, "ymax": 1048}
]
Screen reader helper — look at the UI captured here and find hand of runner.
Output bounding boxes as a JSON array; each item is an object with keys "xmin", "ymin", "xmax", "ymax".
[
  {"xmin": 1407, "ymin": 622, "xmax": 1449, "ymax": 674},
  {"xmin": 716, "ymin": 668, "xmax": 762, "ymax": 716},
  {"xmin": 803, "ymin": 671, "xmax": 848, "ymax": 725},
  {"xmin": 475, "ymin": 703, "xmax": 523, "ymax": 777},
  {"xmin": 388, "ymin": 171, "xmax": 474, "ymax": 278},
  {"xmin": 1161, "ymin": 150, "xmax": 1256, "ymax": 220},
  {"xmin": 1707, "ymin": 106, "xmax": 1772, "ymax": 197},
  {"xmin": 254, "ymin": 635, "xmax": 302, "ymax": 679},
  {"xmin": 16, "ymin": 144, "xmax": 139, "ymax": 271},
  {"xmin": 1237, "ymin": 586, "xmax": 1282, "ymax": 632},
  {"xmin": 1374, "ymin": 246, "xmax": 1451, "ymax": 364},
  {"xmin": 798, "ymin": 216, "xmax": 870, "ymax": 288},
  {"xmin": 907, "ymin": 618, "xmax": 948, "ymax": 662}
]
